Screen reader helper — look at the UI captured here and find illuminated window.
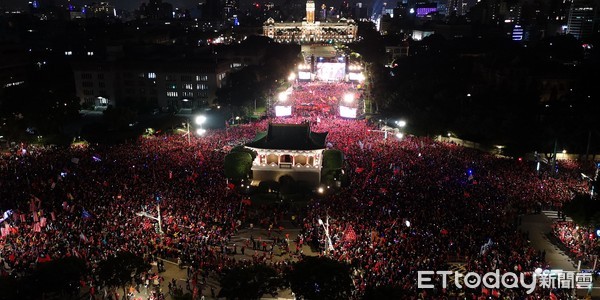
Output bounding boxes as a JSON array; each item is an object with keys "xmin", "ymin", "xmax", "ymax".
[
  {"xmin": 87, "ymin": 51, "xmax": 94, "ymax": 56},
  {"xmin": 65, "ymin": 51, "xmax": 72, "ymax": 56},
  {"xmin": 148, "ymin": 72, "xmax": 156, "ymax": 79},
  {"xmin": 196, "ymin": 84, "xmax": 208, "ymax": 90},
  {"xmin": 184, "ymin": 84, "xmax": 193, "ymax": 90},
  {"xmin": 182, "ymin": 91, "xmax": 193, "ymax": 97},
  {"xmin": 167, "ymin": 92, "xmax": 178, "ymax": 97},
  {"xmin": 196, "ymin": 75, "xmax": 208, "ymax": 82}
]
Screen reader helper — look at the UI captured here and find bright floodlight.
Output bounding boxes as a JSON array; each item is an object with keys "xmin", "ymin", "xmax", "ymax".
[
  {"xmin": 278, "ymin": 92, "xmax": 288, "ymax": 102},
  {"xmin": 318, "ymin": 219, "xmax": 324, "ymax": 225},
  {"xmin": 344, "ymin": 93, "xmax": 354, "ymax": 103},
  {"xmin": 318, "ymin": 187, "xmax": 324, "ymax": 194},
  {"xmin": 396, "ymin": 132, "xmax": 404, "ymax": 139},
  {"xmin": 195, "ymin": 115, "xmax": 207, "ymax": 125},
  {"xmin": 196, "ymin": 128, "xmax": 206, "ymax": 136},
  {"xmin": 357, "ymin": 73, "xmax": 365, "ymax": 82},
  {"xmin": 397, "ymin": 120, "xmax": 407, "ymax": 127},
  {"xmin": 405, "ymin": 220, "xmax": 411, "ymax": 227},
  {"xmin": 288, "ymin": 73, "xmax": 296, "ymax": 81}
]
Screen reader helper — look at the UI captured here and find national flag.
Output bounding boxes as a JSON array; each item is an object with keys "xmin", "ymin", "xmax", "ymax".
[
  {"xmin": 81, "ymin": 209, "xmax": 92, "ymax": 219},
  {"xmin": 33, "ymin": 222, "xmax": 41, "ymax": 233},
  {"xmin": 549, "ymin": 292, "xmax": 558, "ymax": 300}
]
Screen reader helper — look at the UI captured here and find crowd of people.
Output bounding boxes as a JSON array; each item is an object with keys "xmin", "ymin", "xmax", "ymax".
[
  {"xmin": 552, "ymin": 221, "xmax": 600, "ymax": 267},
  {"xmin": 0, "ymin": 77, "xmax": 595, "ymax": 299},
  {"xmin": 288, "ymin": 82, "xmax": 361, "ymax": 117}
]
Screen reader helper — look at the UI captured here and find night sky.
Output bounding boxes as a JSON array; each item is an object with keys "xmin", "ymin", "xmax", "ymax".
[{"xmin": 3, "ymin": 0, "xmax": 357, "ymax": 12}]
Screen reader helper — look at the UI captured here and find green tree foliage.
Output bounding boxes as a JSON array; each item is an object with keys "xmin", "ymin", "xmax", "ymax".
[
  {"xmin": 287, "ymin": 256, "xmax": 353, "ymax": 300},
  {"xmin": 216, "ymin": 36, "xmax": 300, "ymax": 111},
  {"xmin": 231, "ymin": 145, "xmax": 258, "ymax": 161},
  {"xmin": 563, "ymin": 194, "xmax": 600, "ymax": 227},
  {"xmin": 224, "ymin": 152, "xmax": 253, "ymax": 179},
  {"xmin": 219, "ymin": 264, "xmax": 284, "ymax": 300},
  {"xmin": 322, "ymin": 149, "xmax": 343, "ymax": 169},
  {"xmin": 103, "ymin": 106, "xmax": 137, "ymax": 131},
  {"xmin": 322, "ymin": 150, "xmax": 344, "ymax": 185},
  {"xmin": 97, "ymin": 252, "xmax": 150, "ymax": 297}
]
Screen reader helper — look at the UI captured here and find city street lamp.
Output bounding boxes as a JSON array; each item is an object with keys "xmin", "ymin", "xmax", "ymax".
[
  {"xmin": 278, "ymin": 92, "xmax": 288, "ymax": 102},
  {"xmin": 195, "ymin": 115, "xmax": 206, "ymax": 126},
  {"xmin": 396, "ymin": 120, "xmax": 407, "ymax": 128},
  {"xmin": 318, "ymin": 216, "xmax": 334, "ymax": 255},
  {"xmin": 136, "ymin": 202, "xmax": 163, "ymax": 235}
]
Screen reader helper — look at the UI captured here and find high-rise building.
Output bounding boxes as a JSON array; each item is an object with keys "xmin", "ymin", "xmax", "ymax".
[
  {"xmin": 223, "ymin": 0, "xmax": 238, "ymax": 21},
  {"xmin": 567, "ymin": 0, "xmax": 595, "ymax": 39}
]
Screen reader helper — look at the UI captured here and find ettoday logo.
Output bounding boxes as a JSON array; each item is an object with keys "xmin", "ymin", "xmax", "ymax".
[{"xmin": 417, "ymin": 269, "xmax": 593, "ymax": 294}]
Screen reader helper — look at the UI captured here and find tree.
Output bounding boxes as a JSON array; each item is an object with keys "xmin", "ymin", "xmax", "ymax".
[
  {"xmin": 34, "ymin": 256, "xmax": 87, "ymax": 299},
  {"xmin": 97, "ymin": 252, "xmax": 150, "ymax": 299},
  {"xmin": 224, "ymin": 152, "xmax": 253, "ymax": 180},
  {"xmin": 219, "ymin": 264, "xmax": 284, "ymax": 300},
  {"xmin": 231, "ymin": 145, "xmax": 258, "ymax": 161},
  {"xmin": 563, "ymin": 194, "xmax": 600, "ymax": 227},
  {"xmin": 103, "ymin": 106, "xmax": 137, "ymax": 131},
  {"xmin": 322, "ymin": 149, "xmax": 344, "ymax": 185},
  {"xmin": 287, "ymin": 256, "xmax": 353, "ymax": 300}
]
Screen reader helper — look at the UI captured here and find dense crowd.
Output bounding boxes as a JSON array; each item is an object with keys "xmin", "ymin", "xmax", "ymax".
[
  {"xmin": 552, "ymin": 221, "xmax": 600, "ymax": 267},
  {"xmin": 0, "ymin": 79, "xmax": 594, "ymax": 300},
  {"xmin": 288, "ymin": 82, "xmax": 361, "ymax": 117}
]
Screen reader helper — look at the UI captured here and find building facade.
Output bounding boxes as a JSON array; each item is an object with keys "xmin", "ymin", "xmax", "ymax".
[
  {"xmin": 263, "ymin": 0, "xmax": 358, "ymax": 44},
  {"xmin": 567, "ymin": 0, "xmax": 595, "ymax": 40},
  {"xmin": 73, "ymin": 60, "xmax": 229, "ymax": 112},
  {"xmin": 246, "ymin": 123, "xmax": 328, "ymax": 187}
]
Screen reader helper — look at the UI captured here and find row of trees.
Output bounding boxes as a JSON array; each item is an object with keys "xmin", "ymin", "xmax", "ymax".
[
  {"xmin": 219, "ymin": 256, "xmax": 409, "ymax": 299},
  {"xmin": 0, "ymin": 252, "xmax": 149, "ymax": 300}
]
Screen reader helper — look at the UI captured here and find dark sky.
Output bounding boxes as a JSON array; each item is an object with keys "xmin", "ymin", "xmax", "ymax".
[{"xmin": 3, "ymin": 0, "xmax": 356, "ymax": 12}]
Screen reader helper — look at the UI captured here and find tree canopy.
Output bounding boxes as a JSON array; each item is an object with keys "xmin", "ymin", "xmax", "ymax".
[
  {"xmin": 224, "ymin": 151, "xmax": 253, "ymax": 180},
  {"xmin": 219, "ymin": 264, "xmax": 284, "ymax": 300},
  {"xmin": 287, "ymin": 256, "xmax": 353, "ymax": 300}
]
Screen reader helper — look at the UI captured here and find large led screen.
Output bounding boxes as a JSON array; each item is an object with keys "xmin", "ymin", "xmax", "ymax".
[
  {"xmin": 275, "ymin": 105, "xmax": 292, "ymax": 117},
  {"xmin": 316, "ymin": 62, "xmax": 346, "ymax": 81},
  {"xmin": 339, "ymin": 105, "xmax": 357, "ymax": 118},
  {"xmin": 298, "ymin": 71, "xmax": 312, "ymax": 80}
]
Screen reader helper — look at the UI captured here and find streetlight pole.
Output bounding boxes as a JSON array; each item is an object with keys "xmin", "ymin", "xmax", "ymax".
[
  {"xmin": 187, "ymin": 121, "xmax": 191, "ymax": 145},
  {"xmin": 318, "ymin": 216, "xmax": 334, "ymax": 255},
  {"xmin": 136, "ymin": 206, "xmax": 163, "ymax": 234}
]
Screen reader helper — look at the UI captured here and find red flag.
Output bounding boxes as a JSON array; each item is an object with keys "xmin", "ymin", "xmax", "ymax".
[
  {"xmin": 344, "ymin": 225, "xmax": 357, "ymax": 242},
  {"xmin": 482, "ymin": 287, "xmax": 489, "ymax": 295},
  {"xmin": 33, "ymin": 222, "xmax": 41, "ymax": 232},
  {"xmin": 50, "ymin": 211, "xmax": 56, "ymax": 221}
]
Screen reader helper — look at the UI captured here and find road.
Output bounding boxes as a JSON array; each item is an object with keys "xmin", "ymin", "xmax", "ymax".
[{"xmin": 520, "ymin": 211, "xmax": 599, "ymax": 299}]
